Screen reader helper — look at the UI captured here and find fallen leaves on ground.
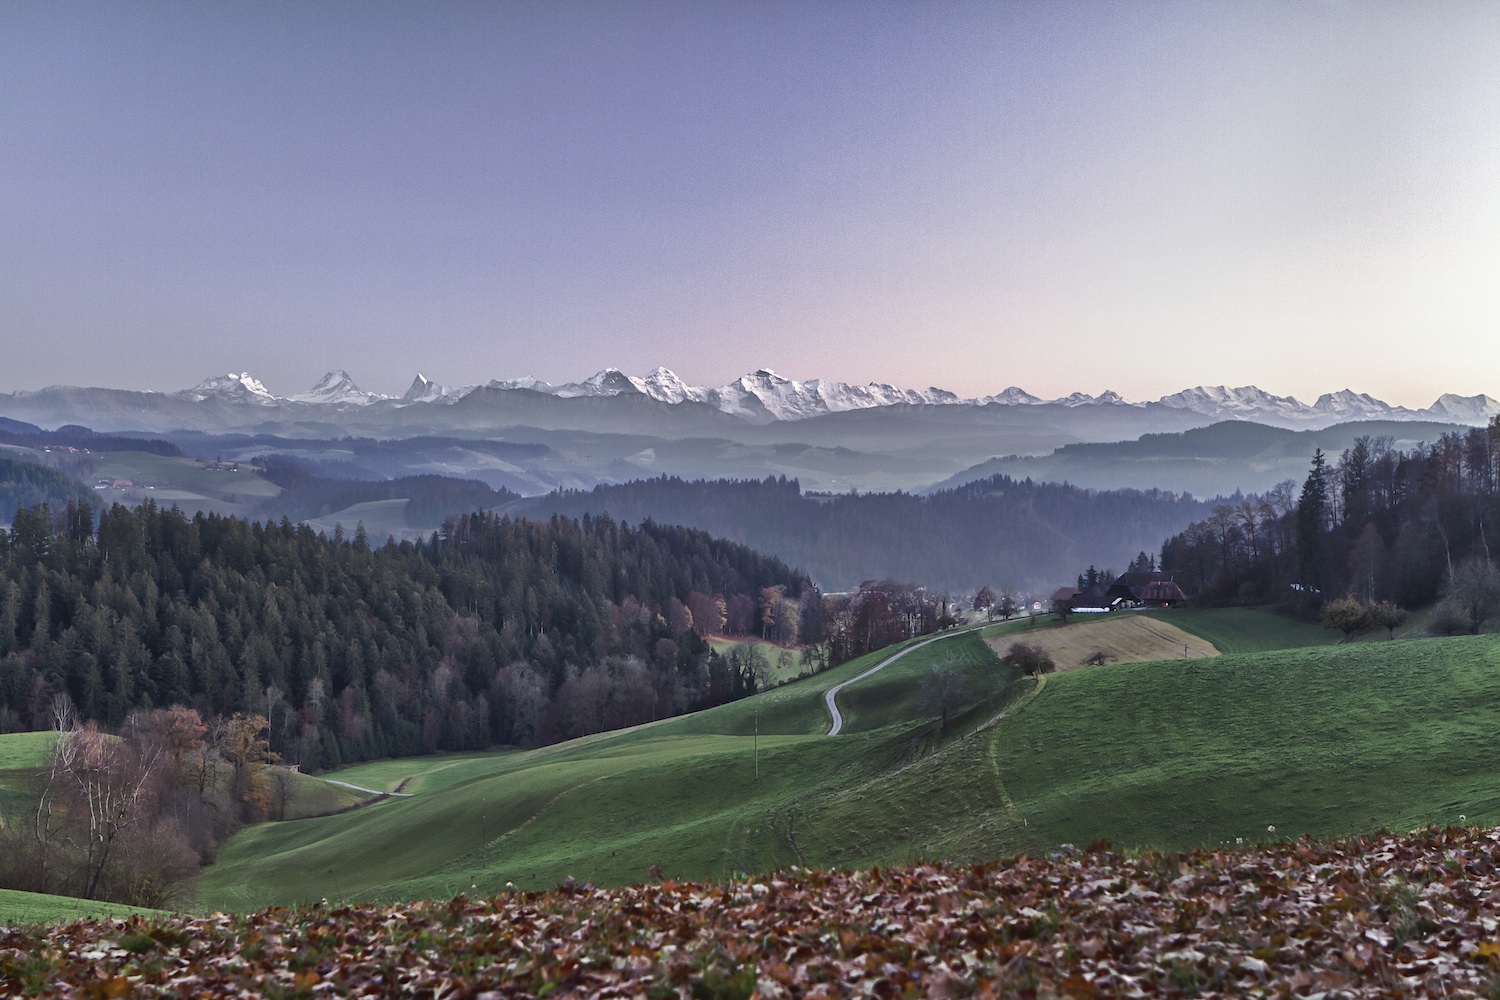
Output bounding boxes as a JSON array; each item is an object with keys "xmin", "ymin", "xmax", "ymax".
[{"xmin": 8, "ymin": 825, "xmax": 1500, "ymax": 997}]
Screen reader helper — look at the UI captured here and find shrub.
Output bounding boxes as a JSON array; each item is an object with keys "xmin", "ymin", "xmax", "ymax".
[{"xmin": 1005, "ymin": 642, "xmax": 1055, "ymax": 677}]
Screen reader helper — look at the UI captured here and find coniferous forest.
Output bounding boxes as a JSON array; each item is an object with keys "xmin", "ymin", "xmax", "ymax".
[
  {"xmin": 0, "ymin": 501, "xmax": 812, "ymax": 768},
  {"xmin": 1161, "ymin": 420, "xmax": 1500, "ymax": 625},
  {"xmin": 529, "ymin": 473, "xmax": 1215, "ymax": 590}
]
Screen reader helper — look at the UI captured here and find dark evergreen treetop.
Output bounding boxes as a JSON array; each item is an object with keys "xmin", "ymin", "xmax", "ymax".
[{"xmin": 0, "ymin": 499, "xmax": 808, "ymax": 766}]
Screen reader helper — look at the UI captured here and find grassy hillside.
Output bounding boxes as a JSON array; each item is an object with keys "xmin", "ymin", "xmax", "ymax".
[
  {"xmin": 1143, "ymin": 606, "xmax": 1339, "ymax": 653},
  {"xmin": 0, "ymin": 730, "xmax": 56, "ymax": 827},
  {"xmin": 992, "ymin": 634, "xmax": 1500, "ymax": 854},
  {"xmin": 987, "ymin": 613, "xmax": 1218, "ymax": 670},
  {"xmin": 196, "ymin": 628, "xmax": 1022, "ymax": 911},
  {"xmin": 0, "ymin": 887, "xmax": 164, "ymax": 923},
  {"xmin": 176, "ymin": 616, "xmax": 1500, "ymax": 914},
  {"xmin": 88, "ymin": 451, "xmax": 280, "ymax": 519}
]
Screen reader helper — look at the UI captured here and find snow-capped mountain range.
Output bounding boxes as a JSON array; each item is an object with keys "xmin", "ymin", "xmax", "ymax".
[{"xmin": 176, "ymin": 367, "xmax": 1498, "ymax": 427}]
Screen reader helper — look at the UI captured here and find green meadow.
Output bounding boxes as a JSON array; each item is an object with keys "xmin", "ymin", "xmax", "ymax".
[
  {"xmin": 5, "ymin": 607, "xmax": 1497, "ymax": 917},
  {"xmin": 991, "ymin": 633, "xmax": 1500, "ymax": 852},
  {"xmin": 0, "ymin": 888, "xmax": 164, "ymax": 924},
  {"xmin": 197, "ymin": 628, "xmax": 1024, "ymax": 911}
]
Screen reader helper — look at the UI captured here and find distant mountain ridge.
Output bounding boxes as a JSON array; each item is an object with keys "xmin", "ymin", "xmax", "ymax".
[{"xmin": 24, "ymin": 367, "xmax": 1494, "ymax": 428}]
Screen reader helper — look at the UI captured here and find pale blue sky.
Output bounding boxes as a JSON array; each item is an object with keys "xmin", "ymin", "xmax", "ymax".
[{"xmin": 2, "ymin": 1, "xmax": 1497, "ymax": 406}]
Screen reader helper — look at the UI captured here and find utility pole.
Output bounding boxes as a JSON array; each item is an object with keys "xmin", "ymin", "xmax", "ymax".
[{"xmin": 754, "ymin": 710, "xmax": 759, "ymax": 781}]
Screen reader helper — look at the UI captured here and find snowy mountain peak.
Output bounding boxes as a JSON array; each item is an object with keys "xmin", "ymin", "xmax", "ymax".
[
  {"xmin": 290, "ymin": 370, "xmax": 386, "ymax": 406},
  {"xmin": 1427, "ymin": 393, "xmax": 1500, "ymax": 422},
  {"xmin": 1055, "ymin": 391, "xmax": 1104, "ymax": 407},
  {"xmin": 1312, "ymin": 389, "xmax": 1406, "ymax": 418},
  {"xmin": 984, "ymin": 386, "xmax": 1043, "ymax": 405},
  {"xmin": 484, "ymin": 375, "xmax": 553, "ymax": 393},
  {"xmin": 403, "ymin": 373, "xmax": 438, "ymax": 401},
  {"xmin": 181, "ymin": 372, "xmax": 277, "ymax": 404},
  {"xmin": 639, "ymin": 367, "xmax": 706, "ymax": 406},
  {"xmin": 557, "ymin": 368, "xmax": 648, "ymax": 398}
]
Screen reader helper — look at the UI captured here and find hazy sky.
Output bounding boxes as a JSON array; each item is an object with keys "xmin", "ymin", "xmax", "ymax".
[{"xmin": 2, "ymin": 1, "xmax": 1497, "ymax": 407}]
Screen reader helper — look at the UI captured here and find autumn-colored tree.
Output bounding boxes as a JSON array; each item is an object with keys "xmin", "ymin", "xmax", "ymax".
[
  {"xmin": 129, "ymin": 705, "xmax": 207, "ymax": 782},
  {"xmin": 217, "ymin": 713, "xmax": 278, "ymax": 814},
  {"xmin": 759, "ymin": 586, "xmax": 784, "ymax": 640}
]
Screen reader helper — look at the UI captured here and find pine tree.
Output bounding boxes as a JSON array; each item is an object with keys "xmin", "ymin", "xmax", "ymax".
[{"xmin": 1296, "ymin": 450, "xmax": 1331, "ymax": 592}]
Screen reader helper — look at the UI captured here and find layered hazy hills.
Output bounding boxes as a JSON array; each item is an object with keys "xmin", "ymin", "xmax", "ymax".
[
  {"xmin": 2, "ymin": 369, "xmax": 1492, "ymax": 497},
  {"xmin": 928, "ymin": 419, "xmax": 1468, "ymax": 498}
]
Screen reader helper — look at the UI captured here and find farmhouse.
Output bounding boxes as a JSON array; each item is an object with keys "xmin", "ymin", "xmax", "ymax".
[
  {"xmin": 1050, "ymin": 587, "xmax": 1079, "ymax": 615},
  {"xmin": 1106, "ymin": 571, "xmax": 1190, "ymax": 608},
  {"xmin": 1051, "ymin": 587, "xmax": 1123, "ymax": 615}
]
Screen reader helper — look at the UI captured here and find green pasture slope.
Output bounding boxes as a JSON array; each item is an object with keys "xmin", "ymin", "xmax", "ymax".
[
  {"xmin": 0, "ymin": 731, "xmax": 170, "ymax": 923},
  {"xmin": 1143, "ymin": 607, "xmax": 1335, "ymax": 653},
  {"xmin": 1146, "ymin": 605, "xmax": 1429, "ymax": 652},
  {"xmin": 197, "ymin": 611, "xmax": 1500, "ymax": 912},
  {"xmin": 0, "ymin": 888, "xmax": 164, "ymax": 923},
  {"xmin": 0, "ymin": 731, "xmax": 56, "ymax": 826},
  {"xmin": 993, "ymin": 632, "xmax": 1500, "ymax": 853},
  {"xmin": 197, "ymin": 627, "xmax": 1027, "ymax": 911}
]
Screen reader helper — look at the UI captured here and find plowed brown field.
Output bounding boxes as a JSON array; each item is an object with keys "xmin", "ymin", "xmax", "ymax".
[{"xmin": 988, "ymin": 613, "xmax": 1218, "ymax": 671}]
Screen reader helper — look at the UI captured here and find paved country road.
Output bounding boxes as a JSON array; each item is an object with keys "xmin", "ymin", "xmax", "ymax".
[
  {"xmin": 322, "ymin": 778, "xmax": 415, "ymax": 797},
  {"xmin": 823, "ymin": 624, "xmax": 989, "ymax": 736}
]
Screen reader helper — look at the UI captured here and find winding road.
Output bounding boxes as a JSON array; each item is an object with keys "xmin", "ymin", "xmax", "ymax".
[
  {"xmin": 824, "ymin": 625, "xmax": 987, "ymax": 736},
  {"xmin": 323, "ymin": 778, "xmax": 414, "ymax": 797}
]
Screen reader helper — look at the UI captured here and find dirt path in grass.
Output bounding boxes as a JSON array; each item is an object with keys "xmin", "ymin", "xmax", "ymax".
[{"xmin": 986, "ymin": 614, "xmax": 1218, "ymax": 672}]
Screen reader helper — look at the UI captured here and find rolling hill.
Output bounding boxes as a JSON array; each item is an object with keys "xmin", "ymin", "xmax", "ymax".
[
  {"xmin": 929, "ymin": 419, "xmax": 1465, "ymax": 496},
  {"xmin": 193, "ymin": 611, "xmax": 1500, "ymax": 913}
]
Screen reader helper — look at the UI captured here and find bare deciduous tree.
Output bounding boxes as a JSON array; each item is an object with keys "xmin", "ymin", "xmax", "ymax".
[{"xmin": 1434, "ymin": 556, "xmax": 1500, "ymax": 635}]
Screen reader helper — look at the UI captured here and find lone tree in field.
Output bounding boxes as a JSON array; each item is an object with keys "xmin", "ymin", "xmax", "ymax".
[
  {"xmin": 1367, "ymin": 600, "xmax": 1409, "ymax": 640},
  {"xmin": 997, "ymin": 587, "xmax": 1021, "ymax": 621},
  {"xmin": 921, "ymin": 658, "xmax": 968, "ymax": 734},
  {"xmin": 1321, "ymin": 596, "xmax": 1373, "ymax": 643},
  {"xmin": 1003, "ymin": 642, "xmax": 1055, "ymax": 677}
]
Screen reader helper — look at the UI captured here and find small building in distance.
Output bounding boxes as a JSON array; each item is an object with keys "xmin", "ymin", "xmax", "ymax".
[
  {"xmin": 1107, "ymin": 571, "xmax": 1190, "ymax": 608},
  {"xmin": 1050, "ymin": 586, "xmax": 1124, "ymax": 615}
]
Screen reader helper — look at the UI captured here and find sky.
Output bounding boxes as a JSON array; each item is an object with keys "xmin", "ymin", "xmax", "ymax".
[{"xmin": 2, "ymin": 1, "xmax": 1497, "ymax": 408}]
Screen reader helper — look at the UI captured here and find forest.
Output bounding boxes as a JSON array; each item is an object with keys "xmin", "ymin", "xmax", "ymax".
[
  {"xmin": 528, "ymin": 473, "xmax": 1216, "ymax": 590},
  {"xmin": 0, "ymin": 501, "xmax": 812, "ymax": 769},
  {"xmin": 1160, "ymin": 418, "xmax": 1500, "ymax": 627},
  {"xmin": 0, "ymin": 456, "xmax": 95, "ymax": 518}
]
